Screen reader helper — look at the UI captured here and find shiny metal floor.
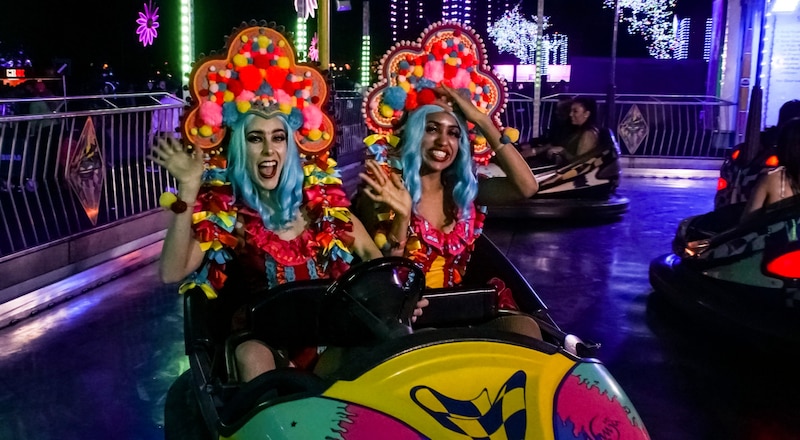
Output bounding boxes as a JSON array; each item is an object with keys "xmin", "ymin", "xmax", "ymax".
[{"xmin": 1, "ymin": 174, "xmax": 798, "ymax": 439}]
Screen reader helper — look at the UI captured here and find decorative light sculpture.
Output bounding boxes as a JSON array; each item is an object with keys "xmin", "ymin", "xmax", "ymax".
[
  {"xmin": 603, "ymin": 0, "xmax": 678, "ymax": 59},
  {"xmin": 294, "ymin": 0, "xmax": 319, "ymax": 19},
  {"xmin": 488, "ymin": 5, "xmax": 550, "ymax": 65},
  {"xmin": 136, "ymin": 1, "xmax": 160, "ymax": 47},
  {"xmin": 309, "ymin": 33, "xmax": 319, "ymax": 62}
]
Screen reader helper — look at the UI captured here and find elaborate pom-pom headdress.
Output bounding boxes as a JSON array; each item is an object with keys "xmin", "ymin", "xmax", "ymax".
[
  {"xmin": 362, "ymin": 21, "xmax": 509, "ymax": 165},
  {"xmin": 182, "ymin": 22, "xmax": 335, "ymax": 157}
]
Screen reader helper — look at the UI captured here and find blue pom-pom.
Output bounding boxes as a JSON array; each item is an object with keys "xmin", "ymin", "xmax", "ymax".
[
  {"xmin": 267, "ymin": 44, "xmax": 274, "ymax": 53},
  {"xmin": 222, "ymin": 102, "xmax": 241, "ymax": 126},
  {"xmin": 418, "ymin": 78, "xmax": 436, "ymax": 89},
  {"xmin": 383, "ymin": 86, "xmax": 407, "ymax": 110},
  {"xmin": 287, "ymin": 108, "xmax": 303, "ymax": 130},
  {"xmin": 399, "ymin": 60, "xmax": 410, "ymax": 70},
  {"xmin": 218, "ymin": 82, "xmax": 227, "ymax": 91},
  {"xmin": 500, "ymin": 135, "xmax": 511, "ymax": 144},
  {"xmin": 256, "ymin": 83, "xmax": 272, "ymax": 95},
  {"xmin": 251, "ymin": 41, "xmax": 260, "ymax": 51}
]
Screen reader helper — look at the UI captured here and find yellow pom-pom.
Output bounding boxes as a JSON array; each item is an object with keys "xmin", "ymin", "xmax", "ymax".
[
  {"xmin": 374, "ymin": 232, "xmax": 387, "ymax": 249},
  {"xmin": 399, "ymin": 81, "xmax": 411, "ymax": 92},
  {"xmin": 223, "ymin": 90, "xmax": 235, "ymax": 102},
  {"xmin": 413, "ymin": 65, "xmax": 424, "ymax": 77},
  {"xmin": 322, "ymin": 132, "xmax": 331, "ymax": 140},
  {"xmin": 199, "ymin": 125, "xmax": 213, "ymax": 137},
  {"xmin": 379, "ymin": 104, "xmax": 394, "ymax": 118},
  {"xmin": 503, "ymin": 127, "xmax": 520, "ymax": 143},
  {"xmin": 257, "ymin": 35, "xmax": 269, "ymax": 48},
  {"xmin": 190, "ymin": 127, "xmax": 199, "ymax": 135},
  {"xmin": 159, "ymin": 192, "xmax": 177, "ymax": 209},
  {"xmin": 308, "ymin": 128, "xmax": 322, "ymax": 141},
  {"xmin": 233, "ymin": 54, "xmax": 248, "ymax": 67},
  {"xmin": 237, "ymin": 101, "xmax": 251, "ymax": 113},
  {"xmin": 474, "ymin": 135, "xmax": 487, "ymax": 146},
  {"xmin": 279, "ymin": 103, "xmax": 292, "ymax": 114},
  {"xmin": 277, "ymin": 57, "xmax": 290, "ymax": 69},
  {"xmin": 446, "ymin": 57, "xmax": 459, "ymax": 66}
]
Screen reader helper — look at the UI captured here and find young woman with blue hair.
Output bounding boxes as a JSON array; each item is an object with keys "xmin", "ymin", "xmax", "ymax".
[
  {"xmin": 148, "ymin": 24, "xmax": 422, "ymax": 382},
  {"xmin": 358, "ymin": 85, "xmax": 538, "ymax": 289}
]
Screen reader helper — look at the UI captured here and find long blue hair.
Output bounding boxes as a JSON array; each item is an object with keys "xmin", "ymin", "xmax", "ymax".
[
  {"xmin": 226, "ymin": 113, "xmax": 304, "ymax": 230},
  {"xmin": 400, "ymin": 104, "xmax": 478, "ymax": 217}
]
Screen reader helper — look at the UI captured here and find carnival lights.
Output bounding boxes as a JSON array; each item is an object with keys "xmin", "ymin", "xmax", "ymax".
[
  {"xmin": 603, "ymin": 0, "xmax": 678, "ymax": 59},
  {"xmin": 487, "ymin": 6, "xmax": 550, "ymax": 65},
  {"xmin": 136, "ymin": 1, "xmax": 160, "ymax": 47}
]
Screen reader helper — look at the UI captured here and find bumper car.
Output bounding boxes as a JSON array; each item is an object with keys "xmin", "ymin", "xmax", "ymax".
[
  {"xmin": 649, "ymin": 195, "xmax": 800, "ymax": 344},
  {"xmin": 168, "ymin": 235, "xmax": 649, "ymax": 440},
  {"xmin": 714, "ymin": 141, "xmax": 778, "ymax": 209},
  {"xmin": 483, "ymin": 129, "xmax": 629, "ymax": 220}
]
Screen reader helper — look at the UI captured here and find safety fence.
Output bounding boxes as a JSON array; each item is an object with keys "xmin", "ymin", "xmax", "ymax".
[
  {"xmin": 508, "ymin": 92, "xmax": 737, "ymax": 158},
  {"xmin": 0, "ymin": 93, "xmax": 181, "ymax": 258},
  {"xmin": 0, "ymin": 90, "xmax": 737, "ymax": 259}
]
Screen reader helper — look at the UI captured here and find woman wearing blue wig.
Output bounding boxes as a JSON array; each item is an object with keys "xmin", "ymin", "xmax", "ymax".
[
  {"xmin": 357, "ymin": 23, "xmax": 537, "ymax": 309},
  {"xmin": 149, "ymin": 25, "xmax": 408, "ymax": 382},
  {"xmin": 359, "ymin": 85, "xmax": 537, "ymax": 289}
]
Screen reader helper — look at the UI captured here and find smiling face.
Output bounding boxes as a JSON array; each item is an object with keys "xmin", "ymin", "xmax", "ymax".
[
  {"xmin": 420, "ymin": 111, "xmax": 461, "ymax": 173},
  {"xmin": 569, "ymin": 102, "xmax": 591, "ymax": 127},
  {"xmin": 245, "ymin": 116, "xmax": 288, "ymax": 192}
]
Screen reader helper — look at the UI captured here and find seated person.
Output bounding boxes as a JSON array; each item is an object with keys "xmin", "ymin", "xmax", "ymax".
[
  {"xmin": 527, "ymin": 96, "xmax": 600, "ymax": 165},
  {"xmin": 354, "ymin": 24, "xmax": 541, "ymax": 338},
  {"xmin": 742, "ymin": 117, "xmax": 800, "ymax": 220},
  {"xmin": 150, "ymin": 25, "xmax": 423, "ymax": 383}
]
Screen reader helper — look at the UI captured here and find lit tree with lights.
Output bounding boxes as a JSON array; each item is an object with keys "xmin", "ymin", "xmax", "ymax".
[
  {"xmin": 487, "ymin": 5, "xmax": 550, "ymax": 65},
  {"xmin": 603, "ymin": 0, "xmax": 678, "ymax": 59}
]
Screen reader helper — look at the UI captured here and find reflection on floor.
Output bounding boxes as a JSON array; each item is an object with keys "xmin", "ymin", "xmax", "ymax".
[{"xmin": 1, "ymin": 175, "xmax": 798, "ymax": 439}]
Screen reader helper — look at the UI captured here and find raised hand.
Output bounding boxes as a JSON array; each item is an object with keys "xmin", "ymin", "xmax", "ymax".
[
  {"xmin": 148, "ymin": 136, "xmax": 205, "ymax": 189},
  {"xmin": 436, "ymin": 84, "xmax": 489, "ymax": 126},
  {"xmin": 359, "ymin": 159, "xmax": 412, "ymax": 219}
]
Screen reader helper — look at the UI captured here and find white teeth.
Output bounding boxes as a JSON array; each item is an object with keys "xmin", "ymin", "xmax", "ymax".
[
  {"xmin": 431, "ymin": 150, "xmax": 447, "ymax": 160},
  {"xmin": 260, "ymin": 160, "xmax": 277, "ymax": 167}
]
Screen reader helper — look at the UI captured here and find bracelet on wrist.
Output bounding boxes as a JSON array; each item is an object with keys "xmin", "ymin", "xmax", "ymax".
[{"xmin": 159, "ymin": 192, "xmax": 191, "ymax": 214}]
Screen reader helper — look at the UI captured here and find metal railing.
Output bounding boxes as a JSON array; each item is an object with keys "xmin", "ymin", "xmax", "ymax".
[
  {"xmin": 0, "ymin": 92, "xmax": 181, "ymax": 258},
  {"xmin": 0, "ymin": 90, "xmax": 738, "ymax": 258},
  {"xmin": 503, "ymin": 92, "xmax": 737, "ymax": 158}
]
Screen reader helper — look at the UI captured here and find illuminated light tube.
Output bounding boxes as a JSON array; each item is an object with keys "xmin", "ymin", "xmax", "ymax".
[
  {"xmin": 179, "ymin": 0, "xmax": 193, "ymax": 90},
  {"xmin": 771, "ymin": 0, "xmax": 799, "ymax": 12}
]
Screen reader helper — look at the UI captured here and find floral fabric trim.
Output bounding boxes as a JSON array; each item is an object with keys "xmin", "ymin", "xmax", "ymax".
[{"xmin": 178, "ymin": 156, "xmax": 356, "ymax": 299}]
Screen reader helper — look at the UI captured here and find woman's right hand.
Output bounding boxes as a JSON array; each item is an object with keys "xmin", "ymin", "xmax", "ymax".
[
  {"xmin": 148, "ymin": 136, "xmax": 205, "ymax": 189},
  {"xmin": 358, "ymin": 159, "xmax": 412, "ymax": 219}
]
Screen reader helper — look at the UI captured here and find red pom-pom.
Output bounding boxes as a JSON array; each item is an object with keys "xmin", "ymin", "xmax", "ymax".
[
  {"xmin": 405, "ymin": 90, "xmax": 418, "ymax": 110},
  {"xmin": 453, "ymin": 29, "xmax": 462, "ymax": 37},
  {"xmin": 227, "ymin": 79, "xmax": 243, "ymax": 97},
  {"xmin": 253, "ymin": 54, "xmax": 272, "ymax": 69},
  {"xmin": 238, "ymin": 65, "xmax": 262, "ymax": 91},
  {"xmin": 443, "ymin": 64, "xmax": 458, "ymax": 79},
  {"xmin": 417, "ymin": 88, "xmax": 437, "ymax": 106}
]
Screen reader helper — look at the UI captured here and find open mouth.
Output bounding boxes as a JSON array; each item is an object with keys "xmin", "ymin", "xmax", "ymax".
[
  {"xmin": 258, "ymin": 160, "xmax": 278, "ymax": 179},
  {"xmin": 430, "ymin": 149, "xmax": 450, "ymax": 162}
]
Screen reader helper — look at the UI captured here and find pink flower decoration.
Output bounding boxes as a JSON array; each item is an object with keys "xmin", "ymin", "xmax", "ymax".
[
  {"xmin": 302, "ymin": 105, "xmax": 323, "ymax": 130},
  {"xmin": 423, "ymin": 61, "xmax": 444, "ymax": 83},
  {"xmin": 199, "ymin": 101, "xmax": 223, "ymax": 126},
  {"xmin": 136, "ymin": 1, "xmax": 160, "ymax": 47},
  {"xmin": 451, "ymin": 68, "xmax": 471, "ymax": 89}
]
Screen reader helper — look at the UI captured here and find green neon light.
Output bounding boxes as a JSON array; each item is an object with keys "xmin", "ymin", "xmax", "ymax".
[
  {"xmin": 360, "ymin": 35, "xmax": 370, "ymax": 87},
  {"xmin": 180, "ymin": 0, "xmax": 193, "ymax": 92},
  {"xmin": 296, "ymin": 18, "xmax": 308, "ymax": 62}
]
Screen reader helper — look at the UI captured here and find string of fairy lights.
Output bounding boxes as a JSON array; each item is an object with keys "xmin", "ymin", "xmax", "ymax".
[{"xmin": 172, "ymin": 0, "xmax": 715, "ymax": 92}]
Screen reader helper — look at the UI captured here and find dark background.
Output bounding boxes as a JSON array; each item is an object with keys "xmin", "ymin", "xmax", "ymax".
[{"xmin": 0, "ymin": 0, "xmax": 714, "ymax": 94}]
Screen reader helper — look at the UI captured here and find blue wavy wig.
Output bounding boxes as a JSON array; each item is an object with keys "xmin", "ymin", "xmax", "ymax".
[
  {"xmin": 226, "ymin": 113, "xmax": 304, "ymax": 230},
  {"xmin": 400, "ymin": 104, "xmax": 478, "ymax": 217}
]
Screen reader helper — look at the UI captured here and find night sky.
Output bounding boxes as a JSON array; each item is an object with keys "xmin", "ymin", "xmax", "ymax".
[{"xmin": 0, "ymin": 0, "xmax": 713, "ymax": 92}]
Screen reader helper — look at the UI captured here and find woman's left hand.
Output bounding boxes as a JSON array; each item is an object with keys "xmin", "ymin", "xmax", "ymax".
[
  {"xmin": 359, "ymin": 159, "xmax": 412, "ymax": 220},
  {"xmin": 411, "ymin": 297, "xmax": 430, "ymax": 323}
]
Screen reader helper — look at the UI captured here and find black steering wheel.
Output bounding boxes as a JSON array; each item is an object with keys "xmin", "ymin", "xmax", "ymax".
[{"xmin": 320, "ymin": 257, "xmax": 425, "ymax": 346}]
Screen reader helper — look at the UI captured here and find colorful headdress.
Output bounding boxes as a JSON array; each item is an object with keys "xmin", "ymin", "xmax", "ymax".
[
  {"xmin": 174, "ymin": 22, "xmax": 356, "ymax": 300},
  {"xmin": 182, "ymin": 23, "xmax": 335, "ymax": 157},
  {"xmin": 362, "ymin": 21, "xmax": 509, "ymax": 165}
]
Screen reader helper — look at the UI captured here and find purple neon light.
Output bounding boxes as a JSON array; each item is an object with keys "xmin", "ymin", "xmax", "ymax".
[{"xmin": 136, "ymin": 1, "xmax": 160, "ymax": 47}]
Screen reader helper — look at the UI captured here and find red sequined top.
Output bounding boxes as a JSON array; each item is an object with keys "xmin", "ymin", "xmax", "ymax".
[{"xmin": 401, "ymin": 204, "xmax": 486, "ymax": 288}]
